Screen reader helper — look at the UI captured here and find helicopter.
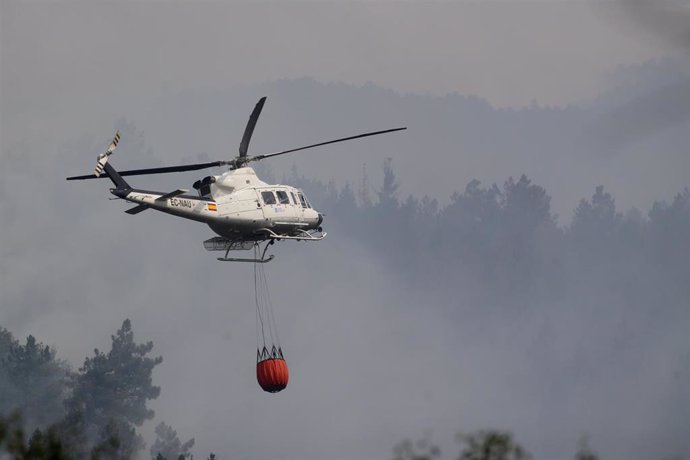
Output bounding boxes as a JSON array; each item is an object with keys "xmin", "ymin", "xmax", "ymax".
[{"xmin": 67, "ymin": 97, "xmax": 406, "ymax": 262}]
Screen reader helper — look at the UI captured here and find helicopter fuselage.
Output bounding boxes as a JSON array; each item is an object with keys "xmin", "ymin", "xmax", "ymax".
[
  {"xmin": 66, "ymin": 97, "xmax": 404, "ymax": 261},
  {"xmin": 112, "ymin": 167, "xmax": 323, "ymax": 240}
]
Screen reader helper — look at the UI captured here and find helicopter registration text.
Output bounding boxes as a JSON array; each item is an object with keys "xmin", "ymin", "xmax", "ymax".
[{"xmin": 169, "ymin": 198, "xmax": 194, "ymax": 209}]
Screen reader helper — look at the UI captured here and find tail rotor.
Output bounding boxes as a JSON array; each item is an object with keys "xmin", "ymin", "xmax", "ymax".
[{"xmin": 94, "ymin": 130, "xmax": 121, "ymax": 177}]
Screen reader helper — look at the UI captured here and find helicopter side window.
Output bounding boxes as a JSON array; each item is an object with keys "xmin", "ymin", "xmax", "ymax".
[
  {"xmin": 261, "ymin": 191, "xmax": 276, "ymax": 205},
  {"xmin": 276, "ymin": 191, "xmax": 290, "ymax": 205},
  {"xmin": 290, "ymin": 192, "xmax": 298, "ymax": 205},
  {"xmin": 297, "ymin": 192, "xmax": 308, "ymax": 208}
]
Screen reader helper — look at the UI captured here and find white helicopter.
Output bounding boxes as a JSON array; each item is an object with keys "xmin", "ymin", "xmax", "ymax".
[{"xmin": 67, "ymin": 97, "xmax": 406, "ymax": 262}]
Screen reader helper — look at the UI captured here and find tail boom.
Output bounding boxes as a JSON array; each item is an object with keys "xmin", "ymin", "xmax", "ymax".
[{"xmin": 119, "ymin": 189, "xmax": 219, "ymax": 223}]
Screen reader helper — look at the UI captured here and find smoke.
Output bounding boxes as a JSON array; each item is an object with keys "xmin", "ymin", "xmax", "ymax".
[
  {"xmin": 1, "ymin": 62, "xmax": 689, "ymax": 460},
  {"xmin": 606, "ymin": 0, "xmax": 690, "ymax": 52}
]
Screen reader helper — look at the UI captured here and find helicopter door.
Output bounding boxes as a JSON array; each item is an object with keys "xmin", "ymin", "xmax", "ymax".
[
  {"xmin": 260, "ymin": 190, "xmax": 297, "ymax": 223},
  {"xmin": 259, "ymin": 190, "xmax": 277, "ymax": 222},
  {"xmin": 274, "ymin": 190, "xmax": 297, "ymax": 222}
]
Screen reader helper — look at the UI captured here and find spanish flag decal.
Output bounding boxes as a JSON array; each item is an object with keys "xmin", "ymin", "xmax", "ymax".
[{"xmin": 207, "ymin": 203, "xmax": 217, "ymax": 212}]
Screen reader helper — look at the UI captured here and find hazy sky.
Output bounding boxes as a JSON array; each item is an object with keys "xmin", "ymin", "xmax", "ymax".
[
  {"xmin": 2, "ymin": 0, "xmax": 687, "ymax": 212},
  {"xmin": 1, "ymin": 0, "xmax": 684, "ymax": 114},
  {"xmin": 1, "ymin": 2, "xmax": 689, "ymax": 460}
]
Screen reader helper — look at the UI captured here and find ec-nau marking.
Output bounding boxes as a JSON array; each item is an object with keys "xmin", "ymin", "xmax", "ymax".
[
  {"xmin": 170, "ymin": 197, "xmax": 194, "ymax": 208},
  {"xmin": 66, "ymin": 97, "xmax": 406, "ymax": 262}
]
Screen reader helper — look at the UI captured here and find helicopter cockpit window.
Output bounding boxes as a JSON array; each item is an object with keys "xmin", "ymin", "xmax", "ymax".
[
  {"xmin": 297, "ymin": 192, "xmax": 308, "ymax": 208},
  {"xmin": 276, "ymin": 191, "xmax": 290, "ymax": 205},
  {"xmin": 261, "ymin": 191, "xmax": 276, "ymax": 205},
  {"xmin": 290, "ymin": 192, "xmax": 298, "ymax": 205}
]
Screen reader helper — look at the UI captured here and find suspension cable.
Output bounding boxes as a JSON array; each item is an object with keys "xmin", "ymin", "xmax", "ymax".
[
  {"xmin": 254, "ymin": 241, "xmax": 282, "ymax": 359},
  {"xmin": 254, "ymin": 244, "xmax": 267, "ymax": 350}
]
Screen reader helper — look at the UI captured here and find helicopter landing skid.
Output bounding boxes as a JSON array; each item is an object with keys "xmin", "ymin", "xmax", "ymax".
[
  {"xmin": 205, "ymin": 228, "xmax": 325, "ymax": 263},
  {"xmin": 258, "ymin": 228, "xmax": 327, "ymax": 242},
  {"xmin": 217, "ymin": 254, "xmax": 274, "ymax": 263}
]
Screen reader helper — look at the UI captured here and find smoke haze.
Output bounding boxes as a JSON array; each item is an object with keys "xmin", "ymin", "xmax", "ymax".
[{"xmin": 1, "ymin": 2, "xmax": 689, "ymax": 460}]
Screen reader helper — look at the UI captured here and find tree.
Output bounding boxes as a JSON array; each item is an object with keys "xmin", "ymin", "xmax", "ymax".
[
  {"xmin": 150, "ymin": 421, "xmax": 195, "ymax": 460},
  {"xmin": 440, "ymin": 179, "xmax": 503, "ymax": 265},
  {"xmin": 502, "ymin": 175, "xmax": 555, "ymax": 230},
  {"xmin": 474, "ymin": 175, "xmax": 561, "ymax": 303},
  {"xmin": 336, "ymin": 181, "xmax": 357, "ymax": 219},
  {"xmin": 0, "ymin": 412, "xmax": 71, "ymax": 460},
  {"xmin": 457, "ymin": 430, "xmax": 531, "ymax": 460},
  {"xmin": 90, "ymin": 418, "xmax": 144, "ymax": 460},
  {"xmin": 358, "ymin": 163, "xmax": 373, "ymax": 208},
  {"xmin": 0, "ymin": 321, "xmax": 174, "ymax": 459},
  {"xmin": 378, "ymin": 157, "xmax": 399, "ymax": 208},
  {"xmin": 25, "ymin": 427, "xmax": 71, "ymax": 460},
  {"xmin": 574, "ymin": 436, "xmax": 599, "ymax": 460},
  {"xmin": 393, "ymin": 436, "xmax": 441, "ymax": 460},
  {"xmin": 0, "ymin": 333, "xmax": 70, "ymax": 429},
  {"xmin": 65, "ymin": 319, "xmax": 162, "ymax": 455},
  {"xmin": 0, "ymin": 327, "xmax": 14, "ymax": 356},
  {"xmin": 0, "ymin": 411, "xmax": 26, "ymax": 456},
  {"xmin": 648, "ymin": 188, "xmax": 690, "ymax": 286},
  {"xmin": 570, "ymin": 185, "xmax": 620, "ymax": 253}
]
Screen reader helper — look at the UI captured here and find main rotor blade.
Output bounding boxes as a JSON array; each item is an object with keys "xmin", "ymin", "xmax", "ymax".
[
  {"xmin": 66, "ymin": 161, "xmax": 227, "ymax": 180},
  {"xmin": 252, "ymin": 127, "xmax": 407, "ymax": 162},
  {"xmin": 239, "ymin": 97, "xmax": 267, "ymax": 158}
]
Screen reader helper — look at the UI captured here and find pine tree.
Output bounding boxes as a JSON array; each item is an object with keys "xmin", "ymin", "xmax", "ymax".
[
  {"xmin": 457, "ymin": 430, "xmax": 531, "ymax": 460},
  {"xmin": 393, "ymin": 437, "xmax": 441, "ymax": 460},
  {"xmin": 0, "ymin": 333, "xmax": 69, "ymax": 429},
  {"xmin": 150, "ymin": 421, "xmax": 195, "ymax": 460},
  {"xmin": 65, "ymin": 319, "xmax": 162, "ymax": 456}
]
